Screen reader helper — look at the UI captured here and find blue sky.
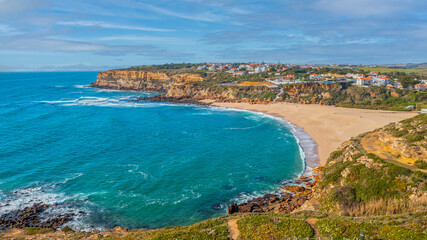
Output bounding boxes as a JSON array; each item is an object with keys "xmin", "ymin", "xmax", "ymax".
[{"xmin": 0, "ymin": 0, "xmax": 426, "ymax": 71}]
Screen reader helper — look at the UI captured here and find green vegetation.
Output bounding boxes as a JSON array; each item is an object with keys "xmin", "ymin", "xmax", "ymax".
[
  {"xmin": 237, "ymin": 215, "xmax": 314, "ymax": 239},
  {"xmin": 415, "ymin": 160, "xmax": 427, "ymax": 169},
  {"xmin": 24, "ymin": 227, "xmax": 53, "ymax": 235},
  {"xmin": 316, "ymin": 215, "xmax": 427, "ymax": 240},
  {"xmin": 262, "ymin": 92, "xmax": 276, "ymax": 100},
  {"xmin": 278, "ymin": 82, "xmax": 426, "ymax": 111},
  {"xmin": 128, "ymin": 63, "xmax": 200, "ymax": 71},
  {"xmin": 385, "ymin": 114, "xmax": 427, "ymax": 143},
  {"xmin": 117, "ymin": 218, "xmax": 229, "ymax": 240},
  {"xmin": 359, "ymin": 66, "xmax": 427, "ymax": 76}
]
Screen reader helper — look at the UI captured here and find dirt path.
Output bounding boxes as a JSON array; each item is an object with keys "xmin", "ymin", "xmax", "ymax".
[
  {"xmin": 228, "ymin": 219, "xmax": 240, "ymax": 240},
  {"xmin": 306, "ymin": 218, "xmax": 320, "ymax": 237}
]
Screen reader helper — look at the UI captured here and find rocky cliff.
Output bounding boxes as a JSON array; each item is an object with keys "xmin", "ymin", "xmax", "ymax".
[
  {"xmin": 90, "ymin": 70, "xmax": 203, "ymax": 92},
  {"xmin": 91, "ymin": 70, "xmax": 277, "ymax": 104}
]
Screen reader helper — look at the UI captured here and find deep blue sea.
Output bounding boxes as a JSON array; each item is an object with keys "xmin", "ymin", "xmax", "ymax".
[{"xmin": 0, "ymin": 72, "xmax": 304, "ymax": 230}]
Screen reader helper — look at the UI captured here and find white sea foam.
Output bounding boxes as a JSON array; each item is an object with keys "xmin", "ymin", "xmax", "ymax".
[
  {"xmin": 59, "ymin": 173, "xmax": 83, "ymax": 184},
  {"xmin": 0, "ymin": 181, "xmax": 102, "ymax": 231},
  {"xmin": 38, "ymin": 96, "xmax": 187, "ymax": 108},
  {"xmin": 224, "ymin": 123, "xmax": 263, "ymax": 130},
  {"xmin": 0, "ymin": 186, "xmax": 66, "ymax": 216}
]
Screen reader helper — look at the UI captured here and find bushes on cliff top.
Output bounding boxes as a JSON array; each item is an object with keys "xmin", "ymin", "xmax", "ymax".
[
  {"xmin": 124, "ymin": 218, "xmax": 229, "ymax": 240},
  {"xmin": 24, "ymin": 227, "xmax": 53, "ymax": 235},
  {"xmin": 316, "ymin": 218, "xmax": 427, "ymax": 240},
  {"xmin": 237, "ymin": 215, "xmax": 313, "ymax": 239}
]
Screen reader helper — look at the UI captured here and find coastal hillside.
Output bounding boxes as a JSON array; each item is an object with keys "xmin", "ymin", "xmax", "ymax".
[
  {"xmin": 91, "ymin": 68, "xmax": 426, "ymax": 111},
  {"xmin": 315, "ymin": 114, "xmax": 427, "ymax": 216}
]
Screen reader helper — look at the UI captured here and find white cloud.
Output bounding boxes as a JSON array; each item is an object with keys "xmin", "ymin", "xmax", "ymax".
[
  {"xmin": 57, "ymin": 21, "xmax": 174, "ymax": 32},
  {"xmin": 97, "ymin": 35, "xmax": 197, "ymax": 45},
  {"xmin": 0, "ymin": 23, "xmax": 15, "ymax": 33},
  {"xmin": 314, "ymin": 0, "xmax": 415, "ymax": 17},
  {"xmin": 0, "ymin": 0, "xmax": 49, "ymax": 18},
  {"xmin": 133, "ymin": 2, "xmax": 224, "ymax": 23}
]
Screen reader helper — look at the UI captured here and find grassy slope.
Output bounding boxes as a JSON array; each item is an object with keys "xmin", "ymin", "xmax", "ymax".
[
  {"xmin": 359, "ymin": 67, "xmax": 427, "ymax": 76},
  {"xmin": 3, "ymin": 212, "xmax": 426, "ymax": 239}
]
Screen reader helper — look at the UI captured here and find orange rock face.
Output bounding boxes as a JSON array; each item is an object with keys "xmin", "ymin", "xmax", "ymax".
[
  {"xmin": 171, "ymin": 73, "xmax": 204, "ymax": 82},
  {"xmin": 97, "ymin": 70, "xmax": 169, "ymax": 81}
]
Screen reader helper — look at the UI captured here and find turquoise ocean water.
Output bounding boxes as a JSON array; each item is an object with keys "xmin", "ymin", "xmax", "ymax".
[{"xmin": 0, "ymin": 72, "xmax": 304, "ymax": 230}]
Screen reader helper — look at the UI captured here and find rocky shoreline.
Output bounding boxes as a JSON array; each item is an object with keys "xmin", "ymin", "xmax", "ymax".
[
  {"xmin": 227, "ymin": 168, "xmax": 322, "ymax": 215},
  {"xmin": 0, "ymin": 203, "xmax": 77, "ymax": 231},
  {"xmin": 136, "ymin": 95, "xmax": 211, "ymax": 105}
]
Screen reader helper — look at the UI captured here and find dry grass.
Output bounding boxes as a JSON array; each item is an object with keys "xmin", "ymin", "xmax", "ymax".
[{"xmin": 347, "ymin": 196, "xmax": 427, "ymax": 216}]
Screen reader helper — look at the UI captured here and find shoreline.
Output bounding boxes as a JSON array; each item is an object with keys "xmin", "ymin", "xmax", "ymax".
[
  {"xmin": 204, "ymin": 103, "xmax": 320, "ymax": 176},
  {"xmin": 205, "ymin": 100, "xmax": 418, "ymax": 165}
]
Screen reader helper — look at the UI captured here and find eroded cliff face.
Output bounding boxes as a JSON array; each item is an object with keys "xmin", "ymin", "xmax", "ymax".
[
  {"xmin": 164, "ymin": 85, "xmax": 236, "ymax": 100},
  {"xmin": 90, "ymin": 70, "xmax": 204, "ymax": 92},
  {"xmin": 171, "ymin": 73, "xmax": 204, "ymax": 83},
  {"xmin": 314, "ymin": 114, "xmax": 427, "ymax": 216},
  {"xmin": 91, "ymin": 70, "xmax": 245, "ymax": 102}
]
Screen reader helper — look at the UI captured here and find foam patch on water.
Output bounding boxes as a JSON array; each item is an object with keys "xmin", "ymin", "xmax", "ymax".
[
  {"xmin": 37, "ymin": 96, "xmax": 192, "ymax": 109},
  {"xmin": 0, "ymin": 178, "xmax": 106, "ymax": 231},
  {"xmin": 0, "ymin": 186, "xmax": 66, "ymax": 216}
]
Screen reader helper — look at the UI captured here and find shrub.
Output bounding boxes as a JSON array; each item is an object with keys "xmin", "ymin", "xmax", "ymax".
[
  {"xmin": 262, "ymin": 92, "xmax": 276, "ymax": 100},
  {"xmin": 329, "ymin": 150, "xmax": 344, "ymax": 160},
  {"xmin": 317, "ymin": 218, "xmax": 427, "ymax": 240},
  {"xmin": 24, "ymin": 227, "xmax": 53, "ymax": 235},
  {"xmin": 414, "ymin": 160, "xmax": 427, "ymax": 169},
  {"xmin": 238, "ymin": 215, "xmax": 313, "ymax": 239}
]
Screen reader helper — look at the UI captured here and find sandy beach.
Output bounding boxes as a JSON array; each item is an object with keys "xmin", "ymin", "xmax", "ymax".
[{"xmin": 206, "ymin": 101, "xmax": 418, "ymax": 165}]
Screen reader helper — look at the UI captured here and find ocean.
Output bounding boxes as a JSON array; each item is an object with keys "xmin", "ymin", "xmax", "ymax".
[{"xmin": 0, "ymin": 72, "xmax": 305, "ymax": 230}]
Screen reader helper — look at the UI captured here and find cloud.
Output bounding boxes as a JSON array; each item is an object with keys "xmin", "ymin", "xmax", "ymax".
[
  {"xmin": 98, "ymin": 35, "xmax": 197, "ymax": 45},
  {"xmin": 0, "ymin": 63, "xmax": 127, "ymax": 72},
  {"xmin": 130, "ymin": 2, "xmax": 225, "ymax": 23},
  {"xmin": 0, "ymin": 0, "xmax": 49, "ymax": 18},
  {"xmin": 0, "ymin": 23, "xmax": 17, "ymax": 34},
  {"xmin": 57, "ymin": 21, "xmax": 174, "ymax": 32},
  {"xmin": 313, "ymin": 0, "xmax": 416, "ymax": 18},
  {"xmin": 0, "ymin": 37, "xmax": 105, "ymax": 52},
  {"xmin": 0, "ymin": 35, "xmax": 193, "ymax": 59}
]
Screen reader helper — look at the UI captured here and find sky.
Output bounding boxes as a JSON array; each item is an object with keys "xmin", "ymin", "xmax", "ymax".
[{"xmin": 0, "ymin": 0, "xmax": 426, "ymax": 71}]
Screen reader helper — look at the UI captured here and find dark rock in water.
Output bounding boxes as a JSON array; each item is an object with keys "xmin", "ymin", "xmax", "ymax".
[
  {"xmin": 0, "ymin": 203, "xmax": 77, "ymax": 230},
  {"xmin": 222, "ymin": 185, "xmax": 233, "ymax": 190},
  {"xmin": 211, "ymin": 203, "xmax": 223, "ymax": 210},
  {"xmin": 227, "ymin": 203, "xmax": 239, "ymax": 214},
  {"xmin": 136, "ymin": 95, "xmax": 205, "ymax": 104}
]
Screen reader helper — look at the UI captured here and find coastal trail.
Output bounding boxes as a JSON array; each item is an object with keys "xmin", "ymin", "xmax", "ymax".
[
  {"xmin": 228, "ymin": 219, "xmax": 240, "ymax": 240},
  {"xmin": 305, "ymin": 218, "xmax": 320, "ymax": 237}
]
